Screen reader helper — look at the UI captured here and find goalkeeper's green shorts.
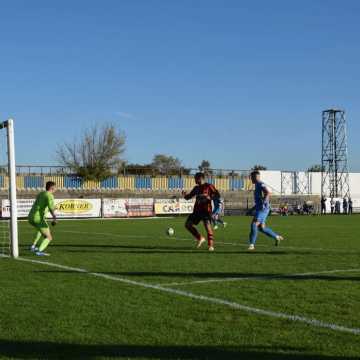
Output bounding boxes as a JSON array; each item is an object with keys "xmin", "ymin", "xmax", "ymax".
[{"xmin": 28, "ymin": 217, "xmax": 49, "ymax": 232}]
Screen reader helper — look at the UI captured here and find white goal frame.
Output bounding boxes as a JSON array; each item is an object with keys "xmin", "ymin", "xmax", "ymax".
[{"xmin": 0, "ymin": 119, "xmax": 18, "ymax": 258}]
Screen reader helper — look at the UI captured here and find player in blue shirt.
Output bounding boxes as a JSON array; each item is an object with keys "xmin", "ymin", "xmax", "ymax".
[
  {"xmin": 248, "ymin": 170, "xmax": 284, "ymax": 251},
  {"xmin": 212, "ymin": 198, "xmax": 227, "ymax": 230}
]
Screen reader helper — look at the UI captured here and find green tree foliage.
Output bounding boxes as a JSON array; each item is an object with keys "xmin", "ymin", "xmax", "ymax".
[
  {"xmin": 124, "ymin": 155, "xmax": 190, "ymax": 176},
  {"xmin": 198, "ymin": 160, "xmax": 212, "ymax": 175},
  {"xmin": 151, "ymin": 154, "xmax": 184, "ymax": 175},
  {"xmin": 124, "ymin": 163, "xmax": 153, "ymax": 175}
]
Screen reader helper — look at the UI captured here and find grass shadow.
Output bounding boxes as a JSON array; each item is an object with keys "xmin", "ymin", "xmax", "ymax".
[
  {"xmin": 0, "ymin": 340, "xmax": 351, "ymax": 360},
  {"xmin": 33, "ymin": 270, "xmax": 360, "ymax": 282}
]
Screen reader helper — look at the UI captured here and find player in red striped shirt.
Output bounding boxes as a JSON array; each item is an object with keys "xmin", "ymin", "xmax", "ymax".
[{"xmin": 182, "ymin": 172, "xmax": 220, "ymax": 251}]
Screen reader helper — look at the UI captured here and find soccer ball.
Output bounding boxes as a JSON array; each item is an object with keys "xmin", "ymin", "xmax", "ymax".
[{"xmin": 167, "ymin": 227, "xmax": 175, "ymax": 236}]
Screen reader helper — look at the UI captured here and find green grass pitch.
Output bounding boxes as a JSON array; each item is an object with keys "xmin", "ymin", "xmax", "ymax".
[{"xmin": 1, "ymin": 215, "xmax": 359, "ymax": 359}]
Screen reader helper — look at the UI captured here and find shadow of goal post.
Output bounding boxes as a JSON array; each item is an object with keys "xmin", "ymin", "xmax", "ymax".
[{"xmin": 0, "ymin": 119, "xmax": 18, "ymax": 258}]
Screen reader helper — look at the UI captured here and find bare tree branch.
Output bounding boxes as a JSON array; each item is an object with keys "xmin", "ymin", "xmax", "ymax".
[{"xmin": 57, "ymin": 123, "xmax": 126, "ymax": 181}]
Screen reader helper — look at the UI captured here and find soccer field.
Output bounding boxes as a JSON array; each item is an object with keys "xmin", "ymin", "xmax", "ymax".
[{"xmin": 1, "ymin": 215, "xmax": 359, "ymax": 359}]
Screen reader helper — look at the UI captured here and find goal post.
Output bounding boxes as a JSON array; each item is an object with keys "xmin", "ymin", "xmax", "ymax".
[{"xmin": 0, "ymin": 119, "xmax": 18, "ymax": 258}]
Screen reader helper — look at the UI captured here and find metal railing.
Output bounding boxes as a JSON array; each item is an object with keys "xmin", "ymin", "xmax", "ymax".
[{"xmin": 11, "ymin": 165, "xmax": 251, "ymax": 177}]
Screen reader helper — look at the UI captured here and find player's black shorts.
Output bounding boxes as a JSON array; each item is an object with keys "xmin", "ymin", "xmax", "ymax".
[{"xmin": 187, "ymin": 212, "xmax": 212, "ymax": 225}]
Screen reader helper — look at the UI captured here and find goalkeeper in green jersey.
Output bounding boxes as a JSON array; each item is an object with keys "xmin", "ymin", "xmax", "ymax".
[{"xmin": 28, "ymin": 181, "xmax": 57, "ymax": 256}]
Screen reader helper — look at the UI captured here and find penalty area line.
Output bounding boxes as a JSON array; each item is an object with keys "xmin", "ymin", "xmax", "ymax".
[{"xmin": 15, "ymin": 256, "xmax": 360, "ymax": 336}]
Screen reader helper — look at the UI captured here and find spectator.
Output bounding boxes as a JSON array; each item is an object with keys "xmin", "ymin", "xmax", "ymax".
[
  {"xmin": 330, "ymin": 198, "xmax": 335, "ymax": 214},
  {"xmin": 321, "ymin": 196, "xmax": 327, "ymax": 215},
  {"xmin": 343, "ymin": 198, "xmax": 348, "ymax": 215},
  {"xmin": 303, "ymin": 201, "xmax": 314, "ymax": 215},
  {"xmin": 303, "ymin": 202, "xmax": 308, "ymax": 215},
  {"xmin": 335, "ymin": 200, "xmax": 341, "ymax": 214},
  {"xmin": 348, "ymin": 198, "xmax": 353, "ymax": 215},
  {"xmin": 282, "ymin": 204, "xmax": 289, "ymax": 216}
]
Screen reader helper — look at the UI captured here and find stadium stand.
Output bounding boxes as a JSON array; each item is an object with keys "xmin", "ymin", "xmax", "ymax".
[{"xmin": 7, "ymin": 174, "xmax": 251, "ymax": 192}]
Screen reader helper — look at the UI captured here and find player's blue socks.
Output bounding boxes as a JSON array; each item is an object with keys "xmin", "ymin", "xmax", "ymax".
[
  {"xmin": 259, "ymin": 226, "xmax": 278, "ymax": 239},
  {"xmin": 249, "ymin": 222, "xmax": 258, "ymax": 244}
]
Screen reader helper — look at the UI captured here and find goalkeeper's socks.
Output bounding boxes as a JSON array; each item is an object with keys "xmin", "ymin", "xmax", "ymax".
[
  {"xmin": 259, "ymin": 226, "xmax": 278, "ymax": 239},
  {"xmin": 38, "ymin": 238, "xmax": 50, "ymax": 252},
  {"xmin": 32, "ymin": 231, "xmax": 42, "ymax": 246}
]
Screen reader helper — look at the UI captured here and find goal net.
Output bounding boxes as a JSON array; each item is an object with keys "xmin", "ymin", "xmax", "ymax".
[{"xmin": 0, "ymin": 119, "xmax": 18, "ymax": 258}]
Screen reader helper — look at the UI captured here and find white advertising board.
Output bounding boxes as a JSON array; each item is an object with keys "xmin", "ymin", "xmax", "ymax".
[
  {"xmin": 103, "ymin": 198, "xmax": 128, "ymax": 218},
  {"xmin": 53, "ymin": 198, "xmax": 101, "ymax": 218},
  {"xmin": 154, "ymin": 199, "xmax": 195, "ymax": 215},
  {"xmin": 127, "ymin": 198, "xmax": 154, "ymax": 217},
  {"xmin": 1, "ymin": 199, "xmax": 35, "ymax": 218}
]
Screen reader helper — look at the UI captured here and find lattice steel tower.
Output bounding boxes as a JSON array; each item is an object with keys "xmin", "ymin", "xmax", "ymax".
[{"xmin": 321, "ymin": 109, "xmax": 350, "ymax": 199}]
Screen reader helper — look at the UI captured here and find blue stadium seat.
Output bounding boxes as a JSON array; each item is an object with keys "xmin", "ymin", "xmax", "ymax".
[
  {"xmin": 168, "ymin": 177, "xmax": 184, "ymax": 190},
  {"xmin": 64, "ymin": 176, "xmax": 82, "ymax": 189},
  {"xmin": 24, "ymin": 175, "xmax": 44, "ymax": 189},
  {"xmin": 101, "ymin": 176, "xmax": 118, "ymax": 189},
  {"xmin": 230, "ymin": 177, "xmax": 244, "ymax": 190},
  {"xmin": 206, "ymin": 177, "xmax": 215, "ymax": 184},
  {"xmin": 135, "ymin": 176, "xmax": 152, "ymax": 190}
]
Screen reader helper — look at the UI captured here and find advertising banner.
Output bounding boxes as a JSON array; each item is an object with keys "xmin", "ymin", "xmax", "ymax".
[
  {"xmin": 127, "ymin": 198, "xmax": 154, "ymax": 217},
  {"xmin": 103, "ymin": 198, "xmax": 128, "ymax": 218},
  {"xmin": 154, "ymin": 199, "xmax": 195, "ymax": 215},
  {"xmin": 2, "ymin": 198, "xmax": 101, "ymax": 218},
  {"xmin": 1, "ymin": 199, "xmax": 35, "ymax": 218},
  {"xmin": 53, "ymin": 199, "xmax": 101, "ymax": 218}
]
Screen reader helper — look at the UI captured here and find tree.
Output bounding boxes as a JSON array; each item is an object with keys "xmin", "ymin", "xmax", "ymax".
[
  {"xmin": 180, "ymin": 167, "xmax": 191, "ymax": 175},
  {"xmin": 151, "ymin": 154, "xmax": 183, "ymax": 175},
  {"xmin": 124, "ymin": 163, "xmax": 153, "ymax": 175},
  {"xmin": 198, "ymin": 160, "xmax": 212, "ymax": 175},
  {"xmin": 57, "ymin": 123, "xmax": 126, "ymax": 181},
  {"xmin": 308, "ymin": 164, "xmax": 325, "ymax": 172},
  {"xmin": 124, "ymin": 162, "xmax": 190, "ymax": 176},
  {"xmin": 252, "ymin": 165, "xmax": 267, "ymax": 171}
]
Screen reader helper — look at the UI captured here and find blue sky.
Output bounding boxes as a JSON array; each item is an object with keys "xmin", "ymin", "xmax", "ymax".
[{"xmin": 1, "ymin": 0, "xmax": 359, "ymax": 171}]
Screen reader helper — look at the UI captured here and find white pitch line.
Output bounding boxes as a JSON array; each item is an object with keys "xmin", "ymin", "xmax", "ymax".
[
  {"xmin": 14, "ymin": 256, "xmax": 360, "ymax": 336},
  {"xmin": 42, "ymin": 229, "xmax": 360, "ymax": 254},
  {"xmin": 159, "ymin": 268, "xmax": 360, "ymax": 287},
  {"xmin": 171, "ymin": 236, "xmax": 360, "ymax": 254}
]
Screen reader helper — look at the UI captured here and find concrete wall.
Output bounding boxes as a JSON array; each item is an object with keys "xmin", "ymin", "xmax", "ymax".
[
  {"xmin": 310, "ymin": 173, "xmax": 322, "ymax": 195},
  {"xmin": 350, "ymin": 173, "xmax": 360, "ymax": 198},
  {"xmin": 258, "ymin": 171, "xmax": 282, "ymax": 194}
]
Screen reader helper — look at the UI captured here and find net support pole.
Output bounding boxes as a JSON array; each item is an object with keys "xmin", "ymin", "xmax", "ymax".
[{"xmin": 6, "ymin": 119, "xmax": 18, "ymax": 258}]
